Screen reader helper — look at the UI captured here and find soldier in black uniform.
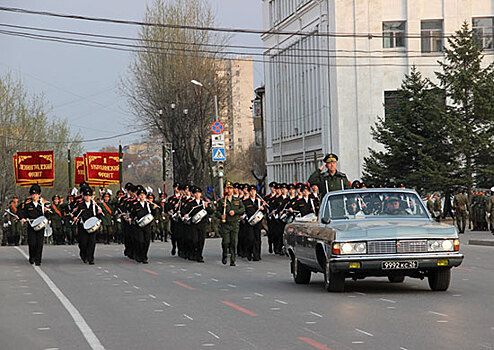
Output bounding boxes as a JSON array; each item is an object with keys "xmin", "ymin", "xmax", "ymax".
[
  {"xmin": 121, "ymin": 183, "xmax": 137, "ymax": 260},
  {"xmin": 166, "ymin": 183, "xmax": 182, "ymax": 256},
  {"xmin": 130, "ymin": 187, "xmax": 153, "ymax": 263},
  {"xmin": 50, "ymin": 195, "xmax": 65, "ymax": 245},
  {"xmin": 18, "ymin": 184, "xmax": 47, "ymax": 265},
  {"xmin": 182, "ymin": 187, "xmax": 214, "ymax": 262},
  {"xmin": 292, "ymin": 184, "xmax": 320, "ymax": 217},
  {"xmin": 180, "ymin": 185, "xmax": 194, "ymax": 259},
  {"xmin": 242, "ymin": 185, "xmax": 266, "ymax": 261},
  {"xmin": 63, "ymin": 194, "xmax": 77, "ymax": 244},
  {"xmin": 73, "ymin": 187, "xmax": 102, "ymax": 264}
]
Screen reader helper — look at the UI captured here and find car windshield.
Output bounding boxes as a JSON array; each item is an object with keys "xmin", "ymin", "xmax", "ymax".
[{"xmin": 323, "ymin": 191, "xmax": 429, "ymax": 220}]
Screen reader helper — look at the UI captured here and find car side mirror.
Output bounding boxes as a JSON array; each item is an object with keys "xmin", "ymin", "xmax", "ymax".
[{"xmin": 321, "ymin": 217, "xmax": 331, "ymax": 225}]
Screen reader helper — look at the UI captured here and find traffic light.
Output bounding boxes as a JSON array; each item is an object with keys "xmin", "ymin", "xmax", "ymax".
[{"xmin": 217, "ymin": 161, "xmax": 224, "ymax": 177}]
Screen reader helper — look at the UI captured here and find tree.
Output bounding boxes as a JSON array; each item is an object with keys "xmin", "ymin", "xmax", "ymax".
[
  {"xmin": 121, "ymin": 0, "xmax": 230, "ymax": 188},
  {"xmin": 436, "ymin": 22, "xmax": 494, "ymax": 189},
  {"xmin": 0, "ymin": 72, "xmax": 82, "ymax": 204},
  {"xmin": 362, "ymin": 67, "xmax": 456, "ymax": 194}
]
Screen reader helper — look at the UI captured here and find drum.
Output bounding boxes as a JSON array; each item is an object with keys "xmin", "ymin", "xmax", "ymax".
[
  {"xmin": 137, "ymin": 213, "xmax": 154, "ymax": 227},
  {"xmin": 30, "ymin": 216, "xmax": 48, "ymax": 231},
  {"xmin": 191, "ymin": 209, "xmax": 208, "ymax": 224},
  {"xmin": 44, "ymin": 223, "xmax": 53, "ymax": 237},
  {"xmin": 248, "ymin": 210, "xmax": 264, "ymax": 226},
  {"xmin": 83, "ymin": 217, "xmax": 102, "ymax": 233}
]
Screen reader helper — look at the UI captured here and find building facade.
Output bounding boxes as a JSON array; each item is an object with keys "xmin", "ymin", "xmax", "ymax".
[{"xmin": 262, "ymin": 0, "xmax": 494, "ymax": 183}]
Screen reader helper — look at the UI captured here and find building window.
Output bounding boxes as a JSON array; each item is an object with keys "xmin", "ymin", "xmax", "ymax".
[
  {"xmin": 384, "ymin": 90, "xmax": 400, "ymax": 118},
  {"xmin": 383, "ymin": 21, "xmax": 406, "ymax": 48},
  {"xmin": 421, "ymin": 20, "xmax": 443, "ymax": 53},
  {"xmin": 473, "ymin": 17, "xmax": 494, "ymax": 50}
]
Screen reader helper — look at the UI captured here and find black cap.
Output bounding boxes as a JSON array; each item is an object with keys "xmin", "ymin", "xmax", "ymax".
[
  {"xmin": 269, "ymin": 181, "xmax": 277, "ymax": 188},
  {"xmin": 116, "ymin": 190, "xmax": 124, "ymax": 196},
  {"xmin": 192, "ymin": 187, "xmax": 202, "ymax": 194},
  {"xmin": 67, "ymin": 194, "xmax": 74, "ymax": 200},
  {"xmin": 248, "ymin": 185, "xmax": 258, "ymax": 192},
  {"xmin": 29, "ymin": 184, "xmax": 41, "ymax": 195},
  {"xmin": 224, "ymin": 181, "xmax": 234, "ymax": 189},
  {"xmin": 323, "ymin": 153, "xmax": 338, "ymax": 163},
  {"xmin": 103, "ymin": 192, "xmax": 111, "ymax": 197},
  {"xmin": 136, "ymin": 187, "xmax": 146, "ymax": 196},
  {"xmin": 352, "ymin": 180, "xmax": 362, "ymax": 189},
  {"xmin": 79, "ymin": 181, "xmax": 89, "ymax": 189},
  {"xmin": 288, "ymin": 184, "xmax": 296, "ymax": 190},
  {"xmin": 124, "ymin": 182, "xmax": 134, "ymax": 191},
  {"xmin": 147, "ymin": 193, "xmax": 155, "ymax": 199},
  {"xmin": 274, "ymin": 183, "xmax": 281, "ymax": 190},
  {"xmin": 52, "ymin": 195, "xmax": 60, "ymax": 201},
  {"xmin": 281, "ymin": 183, "xmax": 288, "ymax": 189},
  {"xmin": 82, "ymin": 187, "xmax": 93, "ymax": 196},
  {"xmin": 173, "ymin": 182, "xmax": 180, "ymax": 188},
  {"xmin": 301, "ymin": 184, "xmax": 310, "ymax": 191},
  {"xmin": 233, "ymin": 183, "xmax": 240, "ymax": 189}
]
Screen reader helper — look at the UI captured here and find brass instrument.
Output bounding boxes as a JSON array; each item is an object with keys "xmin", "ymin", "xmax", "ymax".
[
  {"xmin": 221, "ymin": 197, "xmax": 227, "ymax": 223},
  {"xmin": 146, "ymin": 199, "xmax": 160, "ymax": 209}
]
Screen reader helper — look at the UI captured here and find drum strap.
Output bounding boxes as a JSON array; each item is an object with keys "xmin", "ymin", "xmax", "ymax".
[
  {"xmin": 102, "ymin": 202, "xmax": 112, "ymax": 215},
  {"xmin": 310, "ymin": 198, "xmax": 316, "ymax": 213},
  {"xmin": 52, "ymin": 205, "xmax": 63, "ymax": 218}
]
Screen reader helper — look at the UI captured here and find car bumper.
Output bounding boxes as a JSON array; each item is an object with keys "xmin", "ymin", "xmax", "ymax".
[{"xmin": 329, "ymin": 252, "xmax": 464, "ymax": 272}]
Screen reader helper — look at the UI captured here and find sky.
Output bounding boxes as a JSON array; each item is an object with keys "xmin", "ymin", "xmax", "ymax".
[{"xmin": 0, "ymin": 0, "xmax": 263, "ymax": 151}]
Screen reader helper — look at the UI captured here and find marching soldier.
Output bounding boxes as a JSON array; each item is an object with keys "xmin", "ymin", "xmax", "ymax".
[
  {"xmin": 488, "ymin": 189, "xmax": 494, "ymax": 234},
  {"xmin": 18, "ymin": 184, "xmax": 47, "ymax": 265},
  {"xmin": 291, "ymin": 184, "xmax": 320, "ymax": 217},
  {"xmin": 62, "ymin": 194, "xmax": 77, "ymax": 244},
  {"xmin": 433, "ymin": 194, "xmax": 442, "ymax": 223},
  {"xmin": 100, "ymin": 192, "xmax": 114, "ymax": 244},
  {"xmin": 242, "ymin": 185, "xmax": 266, "ymax": 261},
  {"xmin": 3, "ymin": 197, "xmax": 21, "ymax": 246},
  {"xmin": 158, "ymin": 192, "xmax": 169, "ymax": 242},
  {"xmin": 73, "ymin": 186, "xmax": 102, "ymax": 265},
  {"xmin": 49, "ymin": 195, "xmax": 65, "ymax": 245},
  {"xmin": 216, "ymin": 181, "xmax": 245, "ymax": 266},
  {"xmin": 308, "ymin": 153, "xmax": 351, "ymax": 198},
  {"xmin": 147, "ymin": 193, "xmax": 159, "ymax": 242},
  {"xmin": 166, "ymin": 183, "xmax": 183, "ymax": 256},
  {"xmin": 182, "ymin": 187, "xmax": 214, "ymax": 262},
  {"xmin": 130, "ymin": 187, "xmax": 154, "ymax": 263},
  {"xmin": 264, "ymin": 182, "xmax": 278, "ymax": 254},
  {"xmin": 113, "ymin": 190, "xmax": 125, "ymax": 244},
  {"xmin": 453, "ymin": 189, "xmax": 469, "ymax": 234}
]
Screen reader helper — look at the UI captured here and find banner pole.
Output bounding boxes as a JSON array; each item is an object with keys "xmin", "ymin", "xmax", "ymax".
[
  {"xmin": 119, "ymin": 143, "xmax": 123, "ymax": 189},
  {"xmin": 68, "ymin": 149, "xmax": 72, "ymax": 191}
]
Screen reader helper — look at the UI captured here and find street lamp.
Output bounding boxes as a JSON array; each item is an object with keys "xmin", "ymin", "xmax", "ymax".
[{"xmin": 191, "ymin": 79, "xmax": 223, "ymax": 196}]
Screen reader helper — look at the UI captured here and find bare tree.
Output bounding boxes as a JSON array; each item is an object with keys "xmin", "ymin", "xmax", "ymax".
[
  {"xmin": 0, "ymin": 72, "xmax": 82, "ymax": 205},
  {"xmin": 121, "ymin": 0, "xmax": 230, "ymax": 187}
]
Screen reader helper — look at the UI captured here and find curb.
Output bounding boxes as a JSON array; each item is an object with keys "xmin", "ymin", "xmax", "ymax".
[{"xmin": 468, "ymin": 239, "xmax": 494, "ymax": 247}]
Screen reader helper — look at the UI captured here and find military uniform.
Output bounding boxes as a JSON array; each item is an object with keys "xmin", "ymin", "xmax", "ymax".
[
  {"xmin": 242, "ymin": 190, "xmax": 266, "ymax": 261},
  {"xmin": 62, "ymin": 196, "xmax": 77, "ymax": 244},
  {"xmin": 130, "ymin": 189, "xmax": 154, "ymax": 264},
  {"xmin": 215, "ymin": 183, "xmax": 245, "ymax": 266},
  {"xmin": 49, "ymin": 199, "xmax": 65, "ymax": 245},
  {"xmin": 18, "ymin": 185, "xmax": 46, "ymax": 265},
  {"xmin": 3, "ymin": 202, "xmax": 21, "ymax": 245},
  {"xmin": 100, "ymin": 197, "xmax": 114, "ymax": 244},
  {"xmin": 487, "ymin": 194, "xmax": 494, "ymax": 234},
  {"xmin": 453, "ymin": 192, "xmax": 469, "ymax": 233},
  {"xmin": 307, "ymin": 153, "xmax": 351, "ymax": 198}
]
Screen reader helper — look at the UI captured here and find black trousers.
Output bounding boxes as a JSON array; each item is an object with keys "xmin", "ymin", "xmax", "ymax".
[
  {"xmin": 53, "ymin": 226, "xmax": 64, "ymax": 245},
  {"xmin": 238, "ymin": 222, "xmax": 248, "ymax": 257},
  {"xmin": 252, "ymin": 225, "xmax": 262, "ymax": 260},
  {"xmin": 27, "ymin": 227, "xmax": 44, "ymax": 264},
  {"xmin": 123, "ymin": 222, "xmax": 134, "ymax": 258},
  {"xmin": 170, "ymin": 220, "xmax": 178, "ymax": 251},
  {"xmin": 272, "ymin": 221, "xmax": 285, "ymax": 253},
  {"xmin": 267, "ymin": 219, "xmax": 275, "ymax": 250},
  {"xmin": 175, "ymin": 221, "xmax": 185, "ymax": 256},
  {"xmin": 78, "ymin": 228, "xmax": 96, "ymax": 263},
  {"xmin": 182, "ymin": 223, "xmax": 193, "ymax": 258},
  {"xmin": 135, "ymin": 225, "xmax": 151, "ymax": 262},
  {"xmin": 190, "ymin": 223, "xmax": 206, "ymax": 260}
]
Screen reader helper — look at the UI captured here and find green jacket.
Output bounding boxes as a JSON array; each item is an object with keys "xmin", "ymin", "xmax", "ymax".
[
  {"xmin": 99, "ymin": 201, "xmax": 114, "ymax": 226},
  {"xmin": 49, "ymin": 204, "xmax": 64, "ymax": 228},
  {"xmin": 215, "ymin": 196, "xmax": 245, "ymax": 226},
  {"xmin": 308, "ymin": 169, "xmax": 351, "ymax": 198}
]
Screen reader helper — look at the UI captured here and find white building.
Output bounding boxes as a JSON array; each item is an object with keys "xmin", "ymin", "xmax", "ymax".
[{"xmin": 262, "ymin": 0, "xmax": 494, "ymax": 183}]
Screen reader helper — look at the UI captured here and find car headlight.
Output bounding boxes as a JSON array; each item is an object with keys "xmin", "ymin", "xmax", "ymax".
[
  {"xmin": 336, "ymin": 242, "xmax": 367, "ymax": 255},
  {"xmin": 428, "ymin": 239, "xmax": 455, "ymax": 252}
]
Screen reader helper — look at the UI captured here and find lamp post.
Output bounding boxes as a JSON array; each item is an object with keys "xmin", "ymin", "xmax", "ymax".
[
  {"xmin": 158, "ymin": 105, "xmax": 175, "ymax": 194},
  {"xmin": 191, "ymin": 79, "xmax": 223, "ymax": 197}
]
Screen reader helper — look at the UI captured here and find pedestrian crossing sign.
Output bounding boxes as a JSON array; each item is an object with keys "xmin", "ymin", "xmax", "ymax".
[{"xmin": 212, "ymin": 148, "xmax": 226, "ymax": 162}]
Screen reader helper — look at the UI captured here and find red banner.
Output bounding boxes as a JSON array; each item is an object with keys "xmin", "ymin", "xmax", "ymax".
[
  {"xmin": 74, "ymin": 156, "xmax": 85, "ymax": 186},
  {"xmin": 84, "ymin": 152, "xmax": 120, "ymax": 185},
  {"xmin": 14, "ymin": 151, "xmax": 55, "ymax": 187}
]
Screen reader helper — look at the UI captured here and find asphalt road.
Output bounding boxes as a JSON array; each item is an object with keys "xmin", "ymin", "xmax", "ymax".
[{"xmin": 1, "ymin": 237, "xmax": 493, "ymax": 350}]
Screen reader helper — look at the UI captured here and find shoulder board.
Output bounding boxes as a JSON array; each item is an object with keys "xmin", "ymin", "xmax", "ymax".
[
  {"xmin": 336, "ymin": 171, "xmax": 347, "ymax": 177},
  {"xmin": 26, "ymin": 199, "xmax": 32, "ymax": 203}
]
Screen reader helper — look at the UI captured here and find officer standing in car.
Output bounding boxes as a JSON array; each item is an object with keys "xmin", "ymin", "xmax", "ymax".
[{"xmin": 308, "ymin": 153, "xmax": 351, "ymax": 198}]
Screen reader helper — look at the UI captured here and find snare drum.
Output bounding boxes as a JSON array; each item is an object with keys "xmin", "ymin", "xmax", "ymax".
[
  {"xmin": 137, "ymin": 213, "xmax": 154, "ymax": 227},
  {"xmin": 30, "ymin": 216, "xmax": 48, "ymax": 231},
  {"xmin": 248, "ymin": 210, "xmax": 264, "ymax": 226},
  {"xmin": 191, "ymin": 209, "xmax": 208, "ymax": 224},
  {"xmin": 83, "ymin": 217, "xmax": 102, "ymax": 233}
]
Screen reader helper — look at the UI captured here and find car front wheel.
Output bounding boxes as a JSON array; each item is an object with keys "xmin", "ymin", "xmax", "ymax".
[
  {"xmin": 292, "ymin": 257, "xmax": 311, "ymax": 284},
  {"xmin": 324, "ymin": 260, "xmax": 345, "ymax": 292},
  {"xmin": 428, "ymin": 269, "xmax": 451, "ymax": 291}
]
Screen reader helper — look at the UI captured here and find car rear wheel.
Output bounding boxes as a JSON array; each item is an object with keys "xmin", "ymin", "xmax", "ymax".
[
  {"xmin": 428, "ymin": 269, "xmax": 451, "ymax": 291},
  {"xmin": 292, "ymin": 257, "xmax": 311, "ymax": 284},
  {"xmin": 388, "ymin": 275, "xmax": 405, "ymax": 283},
  {"xmin": 324, "ymin": 260, "xmax": 345, "ymax": 292}
]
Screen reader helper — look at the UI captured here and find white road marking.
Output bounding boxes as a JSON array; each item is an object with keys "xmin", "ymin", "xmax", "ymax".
[
  {"xmin": 429, "ymin": 311, "xmax": 448, "ymax": 317},
  {"xmin": 270, "ymin": 307, "xmax": 280, "ymax": 311},
  {"xmin": 305, "ymin": 321, "xmax": 317, "ymax": 324},
  {"xmin": 310, "ymin": 312, "xmax": 323, "ymax": 318},
  {"xmin": 355, "ymin": 329, "xmax": 374, "ymax": 337},
  {"xmin": 104, "ymin": 270, "xmax": 109, "ymax": 273},
  {"xmin": 154, "ymin": 309, "xmax": 164, "ymax": 312},
  {"xmin": 267, "ymin": 272, "xmax": 277, "ymax": 275},
  {"xmin": 202, "ymin": 344, "xmax": 215, "ymax": 347},
  {"xmin": 124, "ymin": 291, "xmax": 132, "ymax": 294},
  {"xmin": 20, "ymin": 279, "xmax": 27, "ymax": 282},
  {"xmin": 195, "ymin": 273, "xmax": 202, "ymax": 276},
  {"xmin": 157, "ymin": 261, "xmax": 163, "ymax": 264},
  {"xmin": 133, "ymin": 286, "xmax": 140, "ymax": 290},
  {"xmin": 138, "ymin": 299, "xmax": 147, "ymax": 302},
  {"xmin": 254, "ymin": 293, "xmax": 263, "ymax": 297},
  {"xmin": 380, "ymin": 298, "xmax": 396, "ymax": 304},
  {"xmin": 243, "ymin": 296, "xmax": 252, "ymax": 300},
  {"xmin": 352, "ymin": 341, "xmax": 365, "ymax": 344},
  {"xmin": 184, "ymin": 314, "xmax": 193, "ymax": 320},
  {"xmin": 174, "ymin": 324, "xmax": 186, "ymax": 327},
  {"xmin": 123, "ymin": 280, "xmax": 129, "ymax": 284},
  {"xmin": 211, "ymin": 278, "xmax": 219, "ymax": 282},
  {"xmin": 227, "ymin": 284, "xmax": 236, "ymax": 288},
  {"xmin": 348, "ymin": 295, "xmax": 356, "ymax": 298},
  {"xmin": 113, "ymin": 275, "xmax": 118, "ymax": 278},
  {"xmin": 32, "ymin": 312, "xmax": 44, "ymax": 315},
  {"xmin": 275, "ymin": 299, "xmax": 287, "ymax": 305},
  {"xmin": 400, "ymin": 347, "xmax": 408, "ymax": 350},
  {"xmin": 38, "ymin": 327, "xmax": 51, "ymax": 331},
  {"xmin": 180, "ymin": 268, "xmax": 187, "ymax": 272},
  {"xmin": 387, "ymin": 306, "xmax": 396, "ymax": 309},
  {"xmin": 149, "ymin": 294, "xmax": 157, "ymax": 299},
  {"xmin": 44, "ymin": 348, "xmax": 59, "ymax": 350},
  {"xmin": 28, "ymin": 301, "xmax": 38, "ymax": 304},
  {"xmin": 19, "ymin": 285, "xmax": 29, "ymax": 288},
  {"xmin": 453, "ymin": 294, "xmax": 462, "ymax": 297},
  {"xmin": 97, "ymin": 267, "xmax": 102, "ymax": 270},
  {"xmin": 208, "ymin": 331, "xmax": 220, "ymax": 339},
  {"xmin": 162, "ymin": 301, "xmax": 171, "ymax": 307},
  {"xmin": 462, "ymin": 278, "xmax": 469, "ymax": 281},
  {"xmin": 437, "ymin": 320, "xmax": 448, "ymax": 323}
]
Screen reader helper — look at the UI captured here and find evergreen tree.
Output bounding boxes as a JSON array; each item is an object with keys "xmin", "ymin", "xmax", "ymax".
[
  {"xmin": 362, "ymin": 67, "xmax": 456, "ymax": 194},
  {"xmin": 436, "ymin": 22, "xmax": 494, "ymax": 189}
]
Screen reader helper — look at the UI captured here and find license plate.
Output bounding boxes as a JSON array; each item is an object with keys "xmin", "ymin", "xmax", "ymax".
[{"xmin": 382, "ymin": 261, "xmax": 418, "ymax": 270}]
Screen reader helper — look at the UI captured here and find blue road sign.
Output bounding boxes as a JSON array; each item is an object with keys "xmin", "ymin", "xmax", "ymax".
[{"xmin": 212, "ymin": 148, "xmax": 226, "ymax": 161}]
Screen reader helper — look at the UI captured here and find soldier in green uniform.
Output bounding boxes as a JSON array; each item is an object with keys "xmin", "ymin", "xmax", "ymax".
[
  {"xmin": 453, "ymin": 189, "xmax": 470, "ymax": 234},
  {"xmin": 433, "ymin": 194, "xmax": 442, "ymax": 223},
  {"xmin": 308, "ymin": 153, "xmax": 351, "ymax": 198},
  {"xmin": 100, "ymin": 192, "xmax": 114, "ymax": 244},
  {"xmin": 487, "ymin": 189, "xmax": 494, "ymax": 234},
  {"xmin": 3, "ymin": 197, "xmax": 22, "ymax": 245},
  {"xmin": 62, "ymin": 195, "xmax": 77, "ymax": 244},
  {"xmin": 49, "ymin": 195, "xmax": 65, "ymax": 245},
  {"xmin": 215, "ymin": 181, "xmax": 245, "ymax": 266},
  {"xmin": 113, "ymin": 190, "xmax": 125, "ymax": 244}
]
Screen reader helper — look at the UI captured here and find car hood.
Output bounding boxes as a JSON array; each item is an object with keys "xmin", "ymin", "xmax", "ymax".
[{"xmin": 330, "ymin": 219, "xmax": 457, "ymax": 241}]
